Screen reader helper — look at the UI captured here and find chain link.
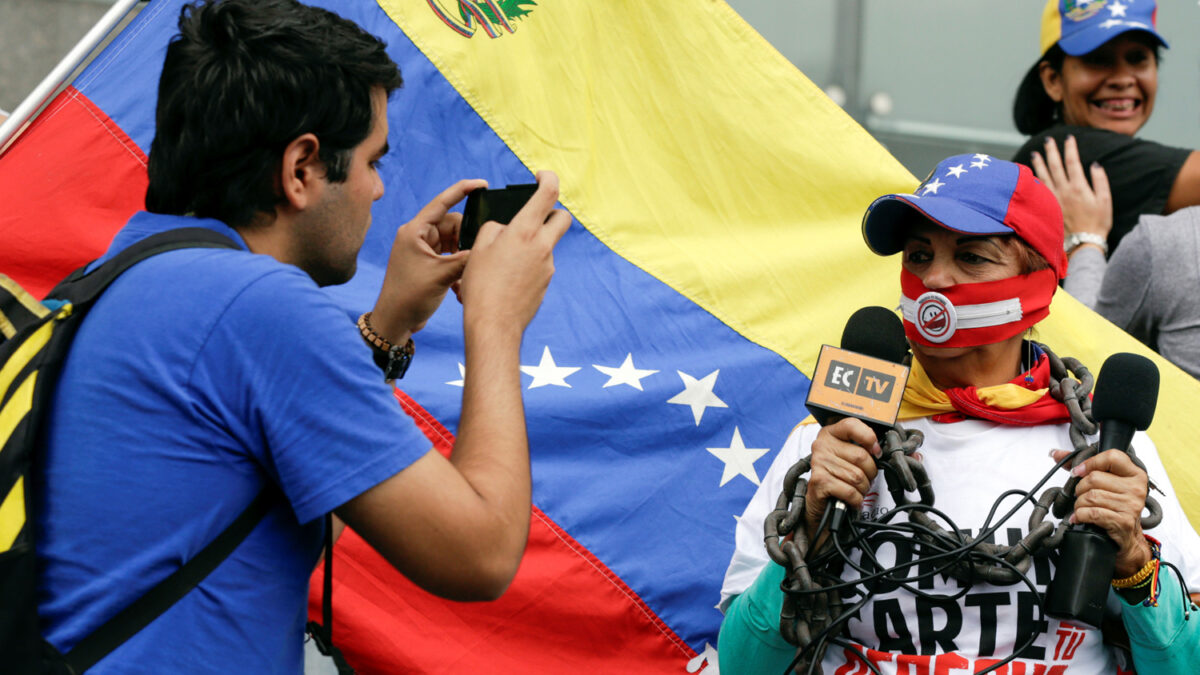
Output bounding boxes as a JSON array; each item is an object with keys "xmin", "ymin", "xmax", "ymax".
[{"xmin": 762, "ymin": 343, "xmax": 1162, "ymax": 671}]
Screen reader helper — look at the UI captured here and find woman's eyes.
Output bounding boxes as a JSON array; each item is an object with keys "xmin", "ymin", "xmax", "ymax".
[
  {"xmin": 1082, "ymin": 49, "xmax": 1151, "ymax": 68},
  {"xmin": 905, "ymin": 250, "xmax": 932, "ymax": 264},
  {"xmin": 906, "ymin": 250, "xmax": 991, "ymax": 266},
  {"xmin": 1125, "ymin": 50, "xmax": 1151, "ymax": 66}
]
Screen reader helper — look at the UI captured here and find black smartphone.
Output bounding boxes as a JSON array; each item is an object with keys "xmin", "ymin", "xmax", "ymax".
[{"xmin": 459, "ymin": 183, "xmax": 538, "ymax": 250}]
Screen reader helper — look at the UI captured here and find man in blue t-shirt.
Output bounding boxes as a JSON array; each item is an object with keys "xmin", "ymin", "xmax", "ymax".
[{"xmin": 34, "ymin": 0, "xmax": 571, "ymax": 672}]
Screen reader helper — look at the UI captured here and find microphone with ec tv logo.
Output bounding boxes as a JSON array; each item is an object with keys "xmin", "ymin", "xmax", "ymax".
[{"xmin": 804, "ymin": 307, "xmax": 910, "ymax": 532}]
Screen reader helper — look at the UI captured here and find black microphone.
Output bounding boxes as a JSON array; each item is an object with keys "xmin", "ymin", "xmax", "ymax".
[
  {"xmin": 805, "ymin": 306, "xmax": 909, "ymax": 532},
  {"xmin": 839, "ymin": 306, "xmax": 911, "ymax": 374},
  {"xmin": 1045, "ymin": 352, "xmax": 1159, "ymax": 629},
  {"xmin": 1093, "ymin": 353, "xmax": 1159, "ymax": 459}
]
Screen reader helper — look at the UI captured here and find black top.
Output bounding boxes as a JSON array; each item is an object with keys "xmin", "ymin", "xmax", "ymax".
[{"xmin": 1012, "ymin": 125, "xmax": 1190, "ymax": 254}]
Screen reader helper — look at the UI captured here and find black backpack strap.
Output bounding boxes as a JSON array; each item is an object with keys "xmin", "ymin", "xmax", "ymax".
[
  {"xmin": 49, "ymin": 227, "xmax": 239, "ymax": 306},
  {"xmin": 306, "ymin": 514, "xmax": 356, "ymax": 674},
  {"xmin": 49, "ymin": 226, "xmax": 247, "ymax": 673},
  {"xmin": 62, "ymin": 488, "xmax": 275, "ymax": 673}
]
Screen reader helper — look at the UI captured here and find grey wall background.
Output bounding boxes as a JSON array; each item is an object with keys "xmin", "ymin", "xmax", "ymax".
[
  {"xmin": 2, "ymin": 0, "xmax": 1198, "ymax": 175},
  {"xmin": 731, "ymin": 0, "xmax": 1200, "ymax": 174},
  {"xmin": 0, "ymin": 0, "xmax": 135, "ymax": 115}
]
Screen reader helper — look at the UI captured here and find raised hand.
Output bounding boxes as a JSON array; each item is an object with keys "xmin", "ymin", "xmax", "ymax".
[
  {"xmin": 1031, "ymin": 136, "xmax": 1112, "ymax": 253},
  {"xmin": 370, "ymin": 178, "xmax": 487, "ymax": 342}
]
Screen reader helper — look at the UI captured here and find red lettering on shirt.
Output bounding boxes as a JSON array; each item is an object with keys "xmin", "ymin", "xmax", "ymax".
[
  {"xmin": 834, "ymin": 648, "xmax": 870, "ymax": 675},
  {"xmin": 838, "ymin": 648, "xmax": 1074, "ymax": 675},
  {"xmin": 1053, "ymin": 625, "xmax": 1086, "ymax": 660},
  {"xmin": 933, "ymin": 651, "xmax": 970, "ymax": 675},
  {"xmin": 973, "ymin": 659, "xmax": 1008, "ymax": 674},
  {"xmin": 895, "ymin": 653, "xmax": 932, "ymax": 675}
]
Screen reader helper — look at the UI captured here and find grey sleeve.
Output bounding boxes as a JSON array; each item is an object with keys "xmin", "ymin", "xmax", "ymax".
[
  {"xmin": 1063, "ymin": 247, "xmax": 1108, "ymax": 309},
  {"xmin": 1093, "ymin": 226, "xmax": 1154, "ymax": 342}
]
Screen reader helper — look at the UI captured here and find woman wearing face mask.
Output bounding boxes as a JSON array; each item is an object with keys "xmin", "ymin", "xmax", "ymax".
[
  {"xmin": 1011, "ymin": 0, "xmax": 1200, "ymax": 256},
  {"xmin": 716, "ymin": 155, "xmax": 1200, "ymax": 674}
]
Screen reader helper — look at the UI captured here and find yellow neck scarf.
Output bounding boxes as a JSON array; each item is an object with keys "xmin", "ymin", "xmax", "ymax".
[{"xmin": 897, "ymin": 356, "xmax": 1048, "ymax": 420}]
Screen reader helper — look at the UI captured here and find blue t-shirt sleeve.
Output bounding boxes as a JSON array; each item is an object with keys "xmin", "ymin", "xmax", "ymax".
[{"xmin": 188, "ymin": 268, "xmax": 431, "ymax": 524}]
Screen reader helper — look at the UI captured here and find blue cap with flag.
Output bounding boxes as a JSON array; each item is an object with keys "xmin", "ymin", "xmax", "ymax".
[
  {"xmin": 1040, "ymin": 0, "xmax": 1167, "ymax": 56},
  {"xmin": 861, "ymin": 154, "xmax": 1067, "ymax": 279}
]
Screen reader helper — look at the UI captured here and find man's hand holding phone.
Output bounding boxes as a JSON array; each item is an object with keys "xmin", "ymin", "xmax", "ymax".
[
  {"xmin": 371, "ymin": 178, "xmax": 485, "ymax": 345},
  {"xmin": 369, "ymin": 171, "xmax": 567, "ymax": 359}
]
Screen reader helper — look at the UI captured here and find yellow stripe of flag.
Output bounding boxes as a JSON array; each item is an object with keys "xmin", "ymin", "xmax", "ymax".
[{"xmin": 381, "ymin": 1, "xmax": 1200, "ymax": 526}]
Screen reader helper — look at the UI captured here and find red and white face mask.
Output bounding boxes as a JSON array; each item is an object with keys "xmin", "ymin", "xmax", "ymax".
[{"xmin": 899, "ymin": 268, "xmax": 1058, "ymax": 348}]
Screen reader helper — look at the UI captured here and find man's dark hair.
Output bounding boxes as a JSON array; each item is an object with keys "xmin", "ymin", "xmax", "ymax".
[{"xmin": 145, "ymin": 0, "xmax": 403, "ymax": 227}]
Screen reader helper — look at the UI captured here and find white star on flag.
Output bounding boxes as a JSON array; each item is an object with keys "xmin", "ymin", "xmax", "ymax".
[
  {"xmin": 1109, "ymin": 1, "xmax": 1127, "ymax": 17},
  {"xmin": 667, "ymin": 369, "xmax": 727, "ymax": 425},
  {"xmin": 945, "ymin": 164, "xmax": 967, "ymax": 179},
  {"xmin": 686, "ymin": 642, "xmax": 720, "ymax": 674},
  {"xmin": 707, "ymin": 427, "xmax": 770, "ymax": 486},
  {"xmin": 593, "ymin": 353, "xmax": 659, "ymax": 390},
  {"xmin": 970, "ymin": 158, "xmax": 990, "ymax": 169},
  {"xmin": 972, "ymin": 153, "xmax": 991, "ymax": 163},
  {"xmin": 447, "ymin": 362, "xmax": 465, "ymax": 387},
  {"xmin": 520, "ymin": 346, "xmax": 580, "ymax": 388},
  {"xmin": 921, "ymin": 178, "xmax": 945, "ymax": 195}
]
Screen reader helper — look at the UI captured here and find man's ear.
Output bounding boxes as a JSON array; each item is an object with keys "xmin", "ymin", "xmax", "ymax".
[
  {"xmin": 278, "ymin": 133, "xmax": 323, "ymax": 211},
  {"xmin": 1038, "ymin": 61, "xmax": 1064, "ymax": 103}
]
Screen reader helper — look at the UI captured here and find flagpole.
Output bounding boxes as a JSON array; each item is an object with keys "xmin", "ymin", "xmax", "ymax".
[{"xmin": 0, "ymin": 0, "xmax": 143, "ymax": 156}]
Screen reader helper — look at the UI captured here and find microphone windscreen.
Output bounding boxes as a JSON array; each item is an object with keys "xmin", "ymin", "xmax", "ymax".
[
  {"xmin": 1092, "ymin": 352, "xmax": 1159, "ymax": 430},
  {"xmin": 840, "ymin": 306, "xmax": 908, "ymax": 365}
]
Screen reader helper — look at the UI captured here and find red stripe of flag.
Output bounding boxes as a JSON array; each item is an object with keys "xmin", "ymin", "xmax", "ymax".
[
  {"xmin": 308, "ymin": 392, "xmax": 698, "ymax": 672},
  {"xmin": 0, "ymin": 87, "xmax": 147, "ymax": 298}
]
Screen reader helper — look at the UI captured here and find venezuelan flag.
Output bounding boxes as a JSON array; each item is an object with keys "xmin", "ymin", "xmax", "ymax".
[{"xmin": 1, "ymin": 1, "xmax": 1196, "ymax": 671}]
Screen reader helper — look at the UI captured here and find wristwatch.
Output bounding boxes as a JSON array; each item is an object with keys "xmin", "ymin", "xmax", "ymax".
[{"xmin": 1064, "ymin": 232, "xmax": 1108, "ymax": 255}]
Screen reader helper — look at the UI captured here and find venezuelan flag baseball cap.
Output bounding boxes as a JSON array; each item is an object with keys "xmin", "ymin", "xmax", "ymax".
[
  {"xmin": 1040, "ymin": 0, "xmax": 1167, "ymax": 56},
  {"xmin": 862, "ymin": 154, "xmax": 1066, "ymax": 280}
]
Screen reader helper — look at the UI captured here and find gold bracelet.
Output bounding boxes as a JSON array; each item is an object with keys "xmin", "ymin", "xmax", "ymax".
[
  {"xmin": 1112, "ymin": 558, "xmax": 1156, "ymax": 589},
  {"xmin": 1112, "ymin": 537, "xmax": 1162, "ymax": 589}
]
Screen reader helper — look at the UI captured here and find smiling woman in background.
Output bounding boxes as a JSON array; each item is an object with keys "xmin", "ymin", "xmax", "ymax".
[{"xmin": 1011, "ymin": 0, "xmax": 1200, "ymax": 255}]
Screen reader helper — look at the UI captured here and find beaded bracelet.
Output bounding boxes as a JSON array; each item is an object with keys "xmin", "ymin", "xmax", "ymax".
[
  {"xmin": 357, "ymin": 312, "xmax": 414, "ymax": 382},
  {"xmin": 1112, "ymin": 536, "xmax": 1162, "ymax": 607}
]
